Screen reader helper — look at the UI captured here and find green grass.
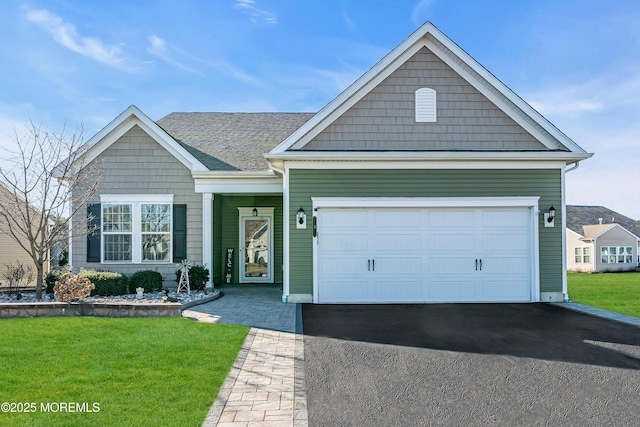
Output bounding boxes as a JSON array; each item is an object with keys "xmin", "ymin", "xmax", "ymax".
[
  {"xmin": 568, "ymin": 272, "xmax": 640, "ymax": 317},
  {"xmin": 0, "ymin": 317, "xmax": 248, "ymax": 427}
]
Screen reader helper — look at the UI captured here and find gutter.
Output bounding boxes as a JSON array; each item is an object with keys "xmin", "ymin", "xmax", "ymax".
[{"xmin": 562, "ymin": 161, "xmax": 581, "ymax": 301}]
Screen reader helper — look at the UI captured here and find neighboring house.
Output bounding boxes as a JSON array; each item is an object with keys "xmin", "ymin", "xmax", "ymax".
[
  {"xmin": 566, "ymin": 206, "xmax": 640, "ymax": 272},
  {"xmin": 0, "ymin": 183, "xmax": 48, "ymax": 288},
  {"xmin": 67, "ymin": 22, "xmax": 592, "ymax": 303}
]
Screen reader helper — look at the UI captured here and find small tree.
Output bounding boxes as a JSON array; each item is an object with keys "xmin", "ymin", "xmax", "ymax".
[
  {"xmin": 0, "ymin": 122, "xmax": 102, "ymax": 299},
  {"xmin": 1, "ymin": 261, "xmax": 34, "ymax": 296}
]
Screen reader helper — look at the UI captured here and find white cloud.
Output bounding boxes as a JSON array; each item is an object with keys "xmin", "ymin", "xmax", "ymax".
[
  {"xmin": 411, "ymin": 0, "xmax": 436, "ymax": 27},
  {"xmin": 146, "ymin": 34, "xmax": 261, "ymax": 85},
  {"xmin": 25, "ymin": 8, "xmax": 135, "ymax": 71},
  {"xmin": 525, "ymin": 71, "xmax": 640, "ymax": 119},
  {"xmin": 234, "ymin": 0, "xmax": 277, "ymax": 24}
]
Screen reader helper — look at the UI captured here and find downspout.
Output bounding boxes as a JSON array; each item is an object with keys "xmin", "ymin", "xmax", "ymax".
[
  {"xmin": 268, "ymin": 161, "xmax": 289, "ymax": 303},
  {"xmin": 562, "ymin": 161, "xmax": 581, "ymax": 301}
]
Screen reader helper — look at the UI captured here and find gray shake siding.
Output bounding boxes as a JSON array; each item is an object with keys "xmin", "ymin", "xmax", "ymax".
[
  {"xmin": 288, "ymin": 168, "xmax": 562, "ymax": 296},
  {"xmin": 71, "ymin": 125, "xmax": 202, "ymax": 283},
  {"xmin": 595, "ymin": 227, "xmax": 638, "ymax": 272},
  {"xmin": 302, "ymin": 47, "xmax": 548, "ymax": 151}
]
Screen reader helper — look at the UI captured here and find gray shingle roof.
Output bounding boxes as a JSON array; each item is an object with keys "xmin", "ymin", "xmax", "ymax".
[
  {"xmin": 567, "ymin": 205, "xmax": 640, "ymax": 237},
  {"xmin": 156, "ymin": 112, "xmax": 315, "ymax": 171}
]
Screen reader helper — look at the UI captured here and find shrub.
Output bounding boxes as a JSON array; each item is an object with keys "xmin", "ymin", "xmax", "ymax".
[
  {"xmin": 54, "ymin": 273, "xmax": 94, "ymax": 302},
  {"xmin": 129, "ymin": 270, "xmax": 163, "ymax": 293},
  {"xmin": 45, "ymin": 269, "xmax": 66, "ymax": 294},
  {"xmin": 175, "ymin": 265, "xmax": 210, "ymax": 291},
  {"xmin": 78, "ymin": 270, "xmax": 128, "ymax": 296}
]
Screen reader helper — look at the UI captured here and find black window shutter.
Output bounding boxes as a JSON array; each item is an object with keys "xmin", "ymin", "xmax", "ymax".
[
  {"xmin": 87, "ymin": 204, "xmax": 101, "ymax": 262},
  {"xmin": 173, "ymin": 204, "xmax": 187, "ymax": 262}
]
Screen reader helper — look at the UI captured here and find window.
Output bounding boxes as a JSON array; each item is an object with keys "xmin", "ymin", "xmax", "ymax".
[
  {"xmin": 103, "ymin": 204, "xmax": 132, "ymax": 261},
  {"xmin": 415, "ymin": 88, "xmax": 436, "ymax": 122},
  {"xmin": 574, "ymin": 247, "xmax": 590, "ymax": 264},
  {"xmin": 601, "ymin": 246, "xmax": 633, "ymax": 264},
  {"xmin": 141, "ymin": 204, "xmax": 171, "ymax": 262},
  {"xmin": 100, "ymin": 195, "xmax": 173, "ymax": 263}
]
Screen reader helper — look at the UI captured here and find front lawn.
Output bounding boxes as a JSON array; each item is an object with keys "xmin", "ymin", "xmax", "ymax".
[
  {"xmin": 0, "ymin": 317, "xmax": 248, "ymax": 427},
  {"xmin": 568, "ymin": 272, "xmax": 640, "ymax": 317}
]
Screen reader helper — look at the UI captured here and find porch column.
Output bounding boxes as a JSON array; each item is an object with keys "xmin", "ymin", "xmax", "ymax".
[{"xmin": 203, "ymin": 192, "xmax": 214, "ymax": 288}]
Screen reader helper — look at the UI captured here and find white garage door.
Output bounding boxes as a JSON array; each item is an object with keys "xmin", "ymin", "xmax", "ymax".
[{"xmin": 316, "ymin": 206, "xmax": 533, "ymax": 303}]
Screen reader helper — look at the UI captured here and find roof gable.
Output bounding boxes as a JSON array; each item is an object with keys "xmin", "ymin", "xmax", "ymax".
[
  {"xmin": 582, "ymin": 223, "xmax": 640, "ymax": 241},
  {"xmin": 268, "ymin": 22, "xmax": 591, "ymax": 160},
  {"xmin": 74, "ymin": 105, "xmax": 209, "ymax": 173},
  {"xmin": 567, "ymin": 205, "xmax": 640, "ymax": 236}
]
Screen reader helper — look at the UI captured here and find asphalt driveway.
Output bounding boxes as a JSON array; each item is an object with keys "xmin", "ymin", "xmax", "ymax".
[{"xmin": 302, "ymin": 303, "xmax": 640, "ymax": 426}]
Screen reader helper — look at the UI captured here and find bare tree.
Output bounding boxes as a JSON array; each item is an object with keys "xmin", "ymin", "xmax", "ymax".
[{"xmin": 0, "ymin": 122, "xmax": 101, "ymax": 299}]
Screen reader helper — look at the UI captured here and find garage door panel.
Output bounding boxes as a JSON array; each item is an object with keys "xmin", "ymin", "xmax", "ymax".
[
  {"xmin": 428, "ymin": 280, "xmax": 477, "ymax": 300},
  {"xmin": 429, "ymin": 256, "xmax": 476, "ymax": 274},
  {"xmin": 319, "ymin": 279, "xmax": 370, "ymax": 302},
  {"xmin": 479, "ymin": 279, "xmax": 531, "ymax": 301},
  {"xmin": 372, "ymin": 257, "xmax": 422, "ymax": 275},
  {"xmin": 480, "ymin": 256, "xmax": 529, "ymax": 275},
  {"xmin": 429, "ymin": 233, "xmax": 475, "ymax": 251},
  {"xmin": 374, "ymin": 233, "xmax": 422, "ymax": 251},
  {"xmin": 481, "ymin": 209, "xmax": 529, "ymax": 227},
  {"xmin": 483, "ymin": 233, "xmax": 528, "ymax": 251},
  {"xmin": 321, "ymin": 232, "xmax": 369, "ymax": 251},
  {"xmin": 429, "ymin": 210, "xmax": 475, "ymax": 227},
  {"xmin": 373, "ymin": 279, "xmax": 424, "ymax": 300},
  {"xmin": 319, "ymin": 257, "xmax": 367, "ymax": 275},
  {"xmin": 374, "ymin": 210, "xmax": 421, "ymax": 227},
  {"xmin": 316, "ymin": 205, "xmax": 534, "ymax": 304},
  {"xmin": 321, "ymin": 210, "xmax": 368, "ymax": 228}
]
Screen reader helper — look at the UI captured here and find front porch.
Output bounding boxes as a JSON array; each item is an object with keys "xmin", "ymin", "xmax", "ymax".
[{"xmin": 211, "ymin": 194, "xmax": 284, "ymax": 288}]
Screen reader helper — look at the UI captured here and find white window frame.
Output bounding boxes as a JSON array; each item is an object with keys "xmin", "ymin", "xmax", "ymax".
[
  {"xmin": 575, "ymin": 247, "xmax": 590, "ymax": 264},
  {"xmin": 100, "ymin": 195, "xmax": 174, "ymax": 264},
  {"xmin": 600, "ymin": 246, "xmax": 633, "ymax": 264}
]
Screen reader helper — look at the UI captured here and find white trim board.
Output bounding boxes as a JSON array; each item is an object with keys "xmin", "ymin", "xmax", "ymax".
[{"xmin": 312, "ymin": 196, "xmax": 540, "ymax": 209}]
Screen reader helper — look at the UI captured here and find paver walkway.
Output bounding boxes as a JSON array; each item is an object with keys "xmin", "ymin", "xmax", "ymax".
[{"xmin": 183, "ymin": 285, "xmax": 307, "ymax": 427}]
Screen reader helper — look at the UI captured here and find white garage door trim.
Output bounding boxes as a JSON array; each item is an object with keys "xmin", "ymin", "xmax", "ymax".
[{"xmin": 312, "ymin": 197, "xmax": 540, "ymax": 304}]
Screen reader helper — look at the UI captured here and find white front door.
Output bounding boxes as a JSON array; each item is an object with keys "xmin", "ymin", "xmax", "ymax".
[{"xmin": 239, "ymin": 208, "xmax": 274, "ymax": 283}]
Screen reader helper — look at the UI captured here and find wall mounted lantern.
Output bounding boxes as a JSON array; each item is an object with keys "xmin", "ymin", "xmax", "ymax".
[
  {"xmin": 296, "ymin": 207, "xmax": 307, "ymax": 229},
  {"xmin": 252, "ymin": 207, "xmax": 258, "ymax": 217},
  {"xmin": 544, "ymin": 206, "xmax": 556, "ymax": 228}
]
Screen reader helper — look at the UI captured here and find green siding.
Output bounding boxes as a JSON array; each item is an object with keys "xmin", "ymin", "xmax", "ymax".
[
  {"xmin": 213, "ymin": 194, "xmax": 283, "ymax": 284},
  {"xmin": 288, "ymin": 168, "xmax": 562, "ymax": 295}
]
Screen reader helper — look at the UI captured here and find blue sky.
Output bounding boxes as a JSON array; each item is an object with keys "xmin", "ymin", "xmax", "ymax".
[{"xmin": 1, "ymin": 0, "xmax": 639, "ymax": 218}]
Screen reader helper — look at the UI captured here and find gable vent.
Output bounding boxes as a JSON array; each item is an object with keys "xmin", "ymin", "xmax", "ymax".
[{"xmin": 415, "ymin": 88, "xmax": 437, "ymax": 122}]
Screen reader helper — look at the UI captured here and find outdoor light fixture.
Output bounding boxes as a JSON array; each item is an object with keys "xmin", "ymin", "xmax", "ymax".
[
  {"xmin": 544, "ymin": 206, "xmax": 556, "ymax": 228},
  {"xmin": 252, "ymin": 207, "xmax": 258, "ymax": 217},
  {"xmin": 296, "ymin": 207, "xmax": 307, "ymax": 229}
]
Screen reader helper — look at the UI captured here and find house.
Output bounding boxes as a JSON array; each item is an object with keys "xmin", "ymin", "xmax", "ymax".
[
  {"xmin": 0, "ymin": 183, "xmax": 48, "ymax": 288},
  {"xmin": 566, "ymin": 206, "xmax": 640, "ymax": 272},
  {"xmin": 67, "ymin": 22, "xmax": 592, "ymax": 304}
]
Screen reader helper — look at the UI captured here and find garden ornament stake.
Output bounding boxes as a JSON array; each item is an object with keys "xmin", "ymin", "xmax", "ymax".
[{"xmin": 177, "ymin": 260, "xmax": 191, "ymax": 294}]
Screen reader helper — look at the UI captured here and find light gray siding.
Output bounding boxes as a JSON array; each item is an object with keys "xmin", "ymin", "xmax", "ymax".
[
  {"xmin": 71, "ymin": 125, "xmax": 202, "ymax": 285},
  {"xmin": 288, "ymin": 168, "xmax": 562, "ymax": 296},
  {"xmin": 595, "ymin": 227, "xmax": 638, "ymax": 272},
  {"xmin": 302, "ymin": 47, "xmax": 549, "ymax": 151}
]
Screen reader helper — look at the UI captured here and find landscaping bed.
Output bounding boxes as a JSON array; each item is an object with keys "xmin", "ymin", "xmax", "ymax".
[{"xmin": 0, "ymin": 289, "xmax": 220, "ymax": 318}]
